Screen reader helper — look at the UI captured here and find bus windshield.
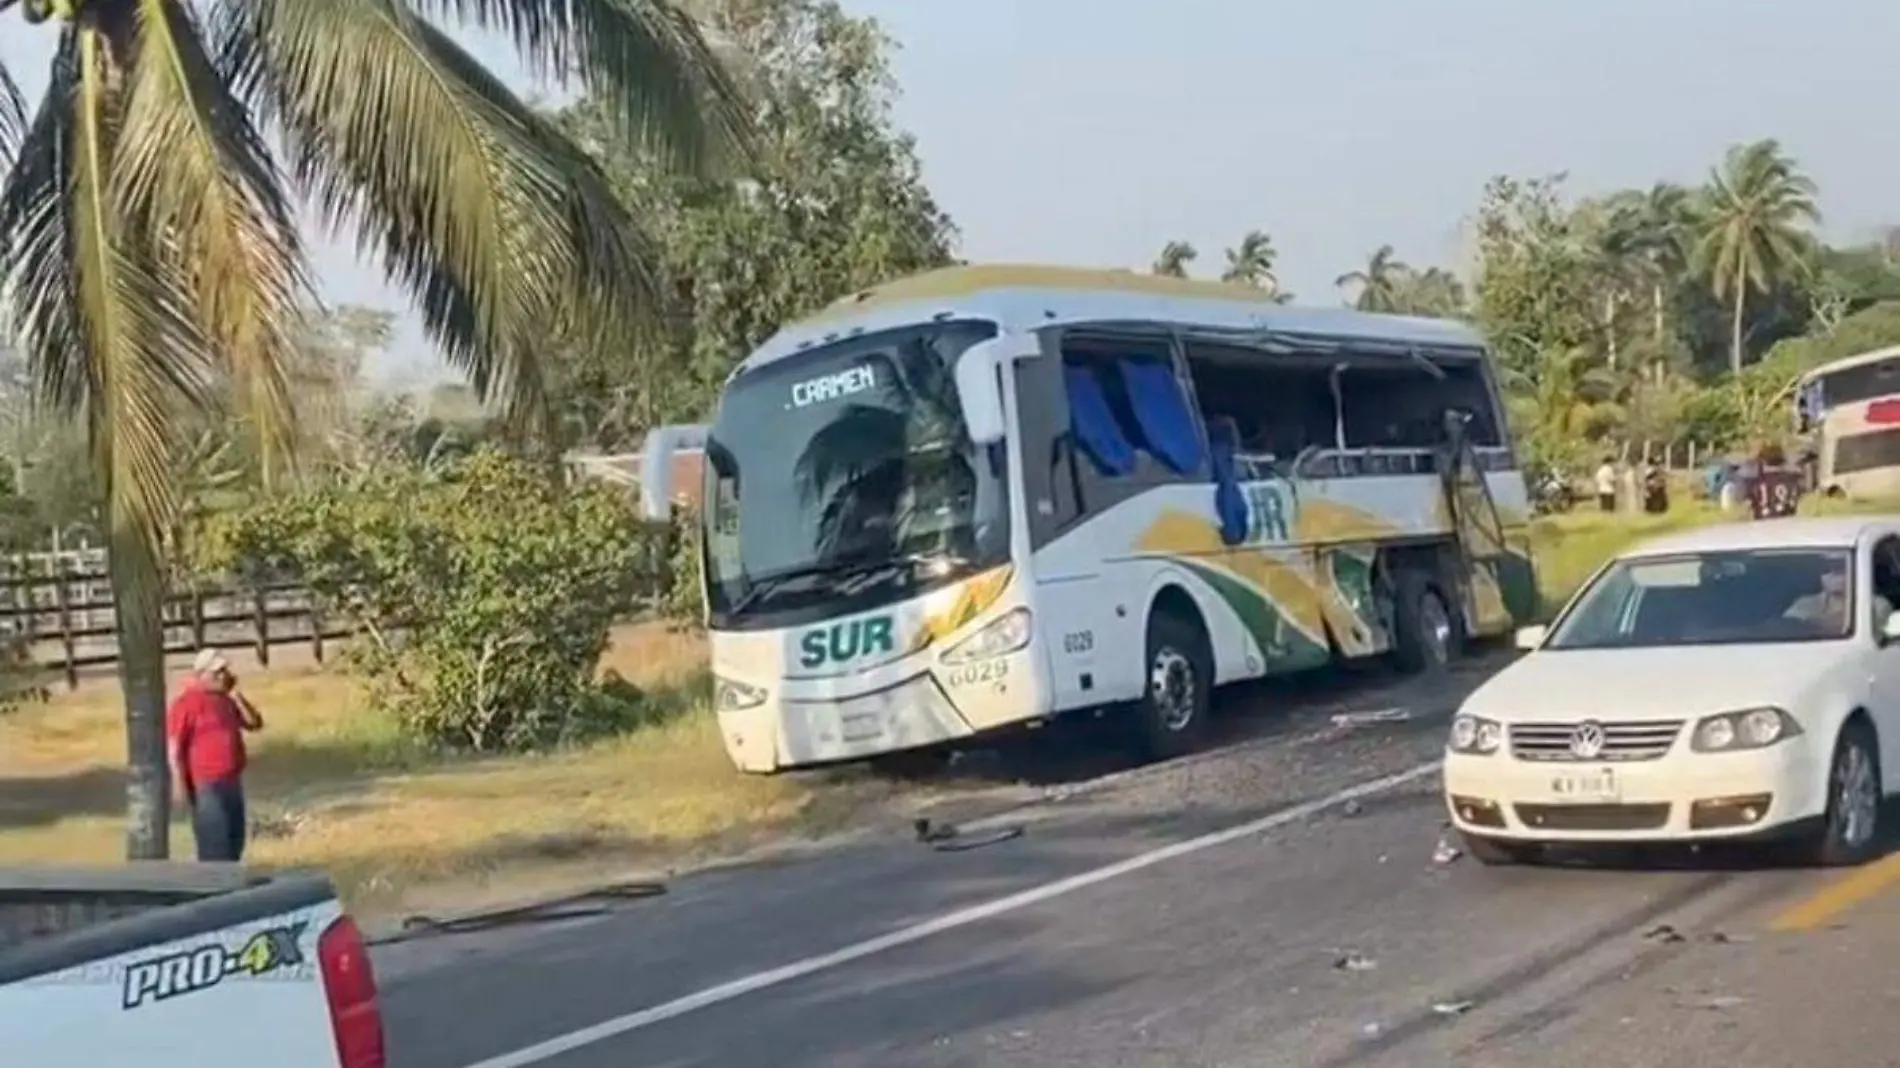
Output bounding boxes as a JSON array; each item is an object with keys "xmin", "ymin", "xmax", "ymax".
[{"xmin": 702, "ymin": 319, "xmax": 1011, "ymax": 628}]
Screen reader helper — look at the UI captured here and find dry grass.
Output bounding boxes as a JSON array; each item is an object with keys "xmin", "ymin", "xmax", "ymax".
[
  {"xmin": 0, "ymin": 622, "xmax": 870, "ymax": 917},
  {"xmin": 1527, "ymin": 492, "xmax": 1900, "ymax": 616}
]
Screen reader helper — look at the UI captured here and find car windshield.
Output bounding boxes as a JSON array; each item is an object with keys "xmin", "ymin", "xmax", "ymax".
[
  {"xmin": 700, "ymin": 318, "xmax": 1010, "ymax": 628},
  {"xmin": 1545, "ymin": 547, "xmax": 1857, "ymax": 650}
]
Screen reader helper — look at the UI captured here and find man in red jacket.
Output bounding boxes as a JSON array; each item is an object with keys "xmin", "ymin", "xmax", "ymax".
[{"xmin": 166, "ymin": 649, "xmax": 265, "ymax": 861}]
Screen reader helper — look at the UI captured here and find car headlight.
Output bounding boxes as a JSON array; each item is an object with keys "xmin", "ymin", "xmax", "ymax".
[
  {"xmin": 939, "ymin": 607, "xmax": 1033, "ymax": 665},
  {"xmin": 713, "ymin": 676, "xmax": 768, "ymax": 713},
  {"xmin": 1690, "ymin": 707, "xmax": 1803, "ymax": 752},
  {"xmin": 1448, "ymin": 713, "xmax": 1504, "ymax": 755}
]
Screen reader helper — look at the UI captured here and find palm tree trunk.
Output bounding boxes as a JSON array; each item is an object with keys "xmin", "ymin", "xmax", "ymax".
[
  {"xmin": 1729, "ymin": 285, "xmax": 1747, "ymax": 376},
  {"xmin": 111, "ymin": 533, "xmax": 172, "ymax": 861},
  {"xmin": 1651, "ymin": 281, "xmax": 1666, "ymax": 340},
  {"xmin": 1604, "ymin": 293, "xmax": 1619, "ymax": 368}
]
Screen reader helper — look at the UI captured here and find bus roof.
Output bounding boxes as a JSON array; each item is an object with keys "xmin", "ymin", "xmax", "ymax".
[
  {"xmin": 738, "ymin": 263, "xmax": 1487, "ymax": 376},
  {"xmin": 1797, "ymin": 343, "xmax": 1900, "ymax": 384}
]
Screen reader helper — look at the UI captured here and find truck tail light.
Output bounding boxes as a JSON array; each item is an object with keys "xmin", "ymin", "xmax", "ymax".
[{"xmin": 318, "ymin": 915, "xmax": 386, "ymax": 1068}]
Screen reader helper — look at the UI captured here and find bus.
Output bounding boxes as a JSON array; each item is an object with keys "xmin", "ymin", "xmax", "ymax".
[
  {"xmin": 640, "ymin": 265, "xmax": 1540, "ymax": 773},
  {"xmin": 1793, "ymin": 344, "xmax": 1900, "ymax": 498}
]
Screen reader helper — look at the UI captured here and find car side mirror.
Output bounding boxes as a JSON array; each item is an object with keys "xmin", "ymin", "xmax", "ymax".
[{"xmin": 1513, "ymin": 625, "xmax": 1548, "ymax": 651}]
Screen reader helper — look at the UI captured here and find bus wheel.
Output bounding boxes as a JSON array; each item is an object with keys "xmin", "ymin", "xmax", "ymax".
[
  {"xmin": 1390, "ymin": 571, "xmax": 1462, "ymax": 675},
  {"xmin": 1130, "ymin": 609, "xmax": 1213, "ymax": 761}
]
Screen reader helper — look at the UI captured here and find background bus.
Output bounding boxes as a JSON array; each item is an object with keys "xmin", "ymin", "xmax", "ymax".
[{"xmin": 1794, "ymin": 343, "xmax": 1900, "ymax": 497}]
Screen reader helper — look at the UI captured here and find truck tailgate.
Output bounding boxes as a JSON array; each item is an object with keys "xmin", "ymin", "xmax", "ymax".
[{"xmin": 1, "ymin": 870, "xmax": 378, "ymax": 1068}]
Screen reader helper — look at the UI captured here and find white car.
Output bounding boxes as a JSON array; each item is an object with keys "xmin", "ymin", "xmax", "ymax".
[{"xmin": 1444, "ymin": 516, "xmax": 1900, "ymax": 867}]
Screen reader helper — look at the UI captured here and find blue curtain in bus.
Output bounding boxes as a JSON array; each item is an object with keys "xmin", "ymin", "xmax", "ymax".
[
  {"xmin": 1205, "ymin": 418, "xmax": 1249, "ymax": 545},
  {"xmin": 1064, "ymin": 364, "xmax": 1137, "ymax": 476},
  {"xmin": 1117, "ymin": 358, "xmax": 1206, "ymax": 474}
]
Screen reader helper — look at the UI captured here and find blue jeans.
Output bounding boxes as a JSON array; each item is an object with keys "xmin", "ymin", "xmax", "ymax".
[{"xmin": 190, "ymin": 778, "xmax": 247, "ymax": 862}]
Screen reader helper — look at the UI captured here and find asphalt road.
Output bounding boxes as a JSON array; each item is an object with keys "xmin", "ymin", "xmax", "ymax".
[{"xmin": 369, "ymin": 656, "xmax": 1900, "ymax": 1068}]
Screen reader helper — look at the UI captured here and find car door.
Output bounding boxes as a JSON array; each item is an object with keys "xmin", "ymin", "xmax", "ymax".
[{"xmin": 1862, "ymin": 533, "xmax": 1900, "ymax": 789}]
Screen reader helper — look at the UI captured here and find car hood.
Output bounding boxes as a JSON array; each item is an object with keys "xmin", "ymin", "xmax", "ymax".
[{"xmin": 1462, "ymin": 642, "xmax": 1859, "ymax": 723}]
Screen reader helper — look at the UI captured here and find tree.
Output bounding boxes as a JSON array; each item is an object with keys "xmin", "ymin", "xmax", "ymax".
[
  {"xmin": 1695, "ymin": 139, "xmax": 1821, "ymax": 374},
  {"xmin": 0, "ymin": 0, "xmax": 745, "ymax": 859},
  {"xmin": 1336, "ymin": 245, "xmax": 1408, "ymax": 312},
  {"xmin": 551, "ymin": 0, "xmax": 956, "ymax": 447},
  {"xmin": 1389, "ymin": 266, "xmax": 1466, "ymax": 318},
  {"xmin": 1219, "ymin": 230, "xmax": 1288, "ymax": 300},
  {"xmin": 1470, "ymin": 174, "xmax": 1602, "ymax": 380},
  {"xmin": 1152, "ymin": 240, "xmax": 1196, "ymax": 279}
]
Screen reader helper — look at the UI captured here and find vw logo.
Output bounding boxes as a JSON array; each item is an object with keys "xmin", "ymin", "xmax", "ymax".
[{"xmin": 1570, "ymin": 720, "xmax": 1607, "ymax": 760}]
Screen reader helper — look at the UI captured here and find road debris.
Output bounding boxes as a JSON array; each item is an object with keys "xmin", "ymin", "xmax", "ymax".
[
  {"xmin": 384, "ymin": 881, "xmax": 667, "ymax": 944},
  {"xmin": 1703, "ymin": 930, "xmax": 1753, "ymax": 944},
  {"xmin": 1330, "ymin": 708, "xmax": 1413, "ymax": 729},
  {"xmin": 1643, "ymin": 923, "xmax": 1687, "ymax": 944},
  {"xmin": 913, "ymin": 817, "xmax": 1025, "ymax": 852},
  {"xmin": 1691, "ymin": 995, "xmax": 1749, "ymax": 1011},
  {"xmin": 1340, "ymin": 799, "xmax": 1364, "ymax": 818},
  {"xmin": 1333, "ymin": 951, "xmax": 1378, "ymax": 972},
  {"xmin": 1431, "ymin": 1000, "xmax": 1475, "ymax": 1017},
  {"xmin": 1431, "ymin": 833, "xmax": 1462, "ymax": 865}
]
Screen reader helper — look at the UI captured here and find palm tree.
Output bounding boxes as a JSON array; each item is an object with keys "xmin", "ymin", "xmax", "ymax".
[
  {"xmin": 1633, "ymin": 183, "xmax": 1697, "ymax": 339},
  {"xmin": 1152, "ymin": 240, "xmax": 1196, "ymax": 278},
  {"xmin": 1389, "ymin": 266, "xmax": 1465, "ymax": 318},
  {"xmin": 1220, "ymin": 230, "xmax": 1280, "ymax": 295},
  {"xmin": 0, "ymin": 0, "xmax": 745, "ymax": 859},
  {"xmin": 1694, "ymin": 140, "xmax": 1821, "ymax": 375},
  {"xmin": 1335, "ymin": 245, "xmax": 1408, "ymax": 311}
]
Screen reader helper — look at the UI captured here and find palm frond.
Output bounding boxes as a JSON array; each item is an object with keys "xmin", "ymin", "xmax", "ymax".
[
  {"xmin": 222, "ymin": 0, "xmax": 669, "ymax": 429},
  {"xmin": 21, "ymin": 30, "xmax": 217, "ymax": 620},
  {"xmin": 0, "ymin": 34, "xmax": 86, "ymax": 416},
  {"xmin": 115, "ymin": 0, "xmax": 310, "ymax": 484},
  {"xmin": 0, "ymin": 61, "xmax": 24, "ymax": 176},
  {"xmin": 404, "ymin": 0, "xmax": 751, "ymax": 173}
]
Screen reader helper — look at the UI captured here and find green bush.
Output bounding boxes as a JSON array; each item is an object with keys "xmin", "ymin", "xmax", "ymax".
[{"xmin": 204, "ymin": 449, "xmax": 646, "ymax": 751}]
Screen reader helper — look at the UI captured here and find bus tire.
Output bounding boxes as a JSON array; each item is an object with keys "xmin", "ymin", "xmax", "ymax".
[
  {"xmin": 1390, "ymin": 570, "xmax": 1462, "ymax": 675},
  {"xmin": 1130, "ymin": 608, "xmax": 1213, "ymax": 762}
]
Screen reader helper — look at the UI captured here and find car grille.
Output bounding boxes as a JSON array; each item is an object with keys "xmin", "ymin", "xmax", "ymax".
[
  {"xmin": 1513, "ymin": 803, "xmax": 1672, "ymax": 831},
  {"xmin": 1508, "ymin": 720, "xmax": 1684, "ymax": 762}
]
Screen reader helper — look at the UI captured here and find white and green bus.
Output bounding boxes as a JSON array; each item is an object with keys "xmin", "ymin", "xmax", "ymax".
[{"xmin": 641, "ymin": 265, "xmax": 1539, "ymax": 773}]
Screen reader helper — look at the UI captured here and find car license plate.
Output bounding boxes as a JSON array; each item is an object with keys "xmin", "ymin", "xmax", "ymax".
[{"xmin": 1549, "ymin": 768, "xmax": 1619, "ymax": 802}]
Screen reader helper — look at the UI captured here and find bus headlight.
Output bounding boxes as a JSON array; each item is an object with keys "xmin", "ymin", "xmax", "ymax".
[
  {"xmin": 939, "ymin": 607, "xmax": 1033, "ymax": 665},
  {"xmin": 714, "ymin": 676, "xmax": 768, "ymax": 713}
]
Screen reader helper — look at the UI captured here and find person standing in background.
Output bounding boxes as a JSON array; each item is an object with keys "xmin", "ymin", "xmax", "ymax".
[
  {"xmin": 166, "ymin": 649, "xmax": 265, "ymax": 861},
  {"xmin": 1745, "ymin": 443, "xmax": 1804, "ymax": 520},
  {"xmin": 1594, "ymin": 457, "xmax": 1618, "ymax": 512}
]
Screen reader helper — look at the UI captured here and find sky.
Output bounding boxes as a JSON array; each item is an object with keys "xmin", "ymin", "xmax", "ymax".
[{"xmin": 3, "ymin": 0, "xmax": 1898, "ymax": 386}]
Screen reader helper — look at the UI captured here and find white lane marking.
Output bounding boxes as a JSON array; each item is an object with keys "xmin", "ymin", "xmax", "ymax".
[{"xmin": 457, "ymin": 760, "xmax": 1440, "ymax": 1068}]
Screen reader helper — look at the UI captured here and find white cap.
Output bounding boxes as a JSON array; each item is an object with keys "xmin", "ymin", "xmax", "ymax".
[{"xmin": 192, "ymin": 648, "xmax": 229, "ymax": 675}]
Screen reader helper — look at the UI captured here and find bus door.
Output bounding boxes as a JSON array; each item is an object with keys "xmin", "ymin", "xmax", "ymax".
[{"xmin": 1435, "ymin": 412, "xmax": 1513, "ymax": 637}]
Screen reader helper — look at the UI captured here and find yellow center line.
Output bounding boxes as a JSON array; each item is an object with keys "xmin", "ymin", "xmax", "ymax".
[{"xmin": 1769, "ymin": 852, "xmax": 1900, "ymax": 932}]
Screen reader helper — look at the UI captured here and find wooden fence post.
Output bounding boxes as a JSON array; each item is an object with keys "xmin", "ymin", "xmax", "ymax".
[
  {"xmin": 308, "ymin": 599, "xmax": 325, "ymax": 665},
  {"xmin": 14, "ymin": 553, "xmax": 32, "ymax": 649},
  {"xmin": 52, "ymin": 557, "xmax": 77, "ymax": 691},
  {"xmin": 190, "ymin": 588, "xmax": 207, "ymax": 651},
  {"xmin": 251, "ymin": 585, "xmax": 270, "ymax": 668}
]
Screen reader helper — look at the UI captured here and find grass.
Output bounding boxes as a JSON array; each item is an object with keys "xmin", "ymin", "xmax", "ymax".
[
  {"xmin": 0, "ymin": 623, "xmax": 875, "ymax": 918},
  {"xmin": 6, "ymin": 493, "xmax": 1895, "ymax": 918},
  {"xmin": 1525, "ymin": 491, "xmax": 1900, "ymax": 618}
]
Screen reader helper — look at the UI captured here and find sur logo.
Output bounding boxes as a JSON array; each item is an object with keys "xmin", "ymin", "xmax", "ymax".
[{"xmin": 798, "ymin": 615, "xmax": 896, "ymax": 668}]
